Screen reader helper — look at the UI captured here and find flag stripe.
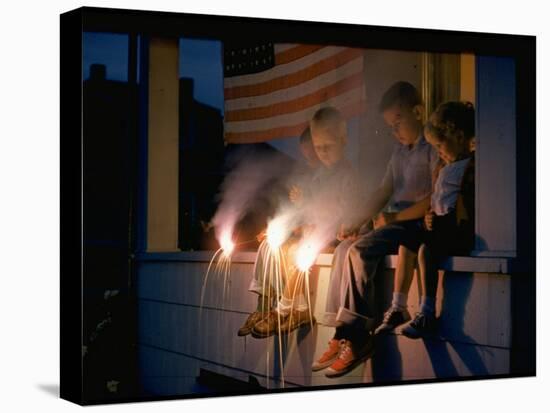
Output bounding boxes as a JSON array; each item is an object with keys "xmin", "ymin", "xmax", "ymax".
[
  {"xmin": 274, "ymin": 43, "xmax": 298, "ymax": 53},
  {"xmin": 224, "ymin": 46, "xmax": 351, "ymax": 89},
  {"xmin": 225, "ymin": 58, "xmax": 363, "ymax": 111},
  {"xmin": 223, "ymin": 43, "xmax": 366, "ymax": 144},
  {"xmin": 225, "ymin": 71, "xmax": 364, "ymax": 122},
  {"xmin": 225, "ymin": 101, "xmax": 366, "ymax": 143},
  {"xmin": 224, "ymin": 48, "xmax": 363, "ymax": 100},
  {"xmin": 225, "ymin": 88, "xmax": 364, "ymax": 133},
  {"xmin": 274, "ymin": 44, "xmax": 326, "ymax": 65}
]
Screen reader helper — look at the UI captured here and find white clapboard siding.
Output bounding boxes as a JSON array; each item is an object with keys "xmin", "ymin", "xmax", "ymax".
[
  {"xmin": 363, "ymin": 333, "xmax": 510, "ymax": 381},
  {"xmin": 373, "ymin": 269, "xmax": 511, "ymax": 348},
  {"xmin": 137, "ymin": 255, "xmax": 512, "ymax": 395},
  {"xmin": 138, "ymin": 261, "xmax": 511, "ymax": 348},
  {"xmin": 138, "ymin": 261, "xmax": 325, "ymax": 315},
  {"xmin": 139, "ymin": 344, "xmax": 291, "ymax": 396}
]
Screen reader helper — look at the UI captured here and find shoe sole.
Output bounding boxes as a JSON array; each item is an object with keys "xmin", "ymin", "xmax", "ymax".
[
  {"xmin": 311, "ymin": 356, "xmax": 338, "ymax": 372},
  {"xmin": 374, "ymin": 324, "xmax": 396, "ymax": 335},
  {"xmin": 250, "ymin": 329, "xmax": 275, "ymax": 339},
  {"xmin": 401, "ymin": 328, "xmax": 437, "ymax": 340},
  {"xmin": 324, "ymin": 347, "xmax": 375, "ymax": 378},
  {"xmin": 374, "ymin": 316, "xmax": 412, "ymax": 335},
  {"xmin": 401, "ymin": 328, "xmax": 421, "ymax": 339},
  {"xmin": 375, "ymin": 321, "xmax": 410, "ymax": 335}
]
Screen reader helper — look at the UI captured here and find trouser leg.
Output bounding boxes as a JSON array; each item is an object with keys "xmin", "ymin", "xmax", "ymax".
[
  {"xmin": 248, "ymin": 239, "xmax": 289, "ymax": 310},
  {"xmin": 323, "ymin": 238, "xmax": 354, "ymax": 326},
  {"xmin": 335, "ymin": 222, "xmax": 422, "ymax": 330}
]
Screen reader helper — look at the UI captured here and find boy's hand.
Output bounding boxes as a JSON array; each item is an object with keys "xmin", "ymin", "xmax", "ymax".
[
  {"xmin": 424, "ymin": 211, "xmax": 434, "ymax": 231},
  {"xmin": 200, "ymin": 220, "xmax": 214, "ymax": 233},
  {"xmin": 256, "ymin": 229, "xmax": 267, "ymax": 242},
  {"xmin": 288, "ymin": 185, "xmax": 303, "ymax": 204},
  {"xmin": 373, "ymin": 212, "xmax": 396, "ymax": 229},
  {"xmin": 337, "ymin": 223, "xmax": 358, "ymax": 241}
]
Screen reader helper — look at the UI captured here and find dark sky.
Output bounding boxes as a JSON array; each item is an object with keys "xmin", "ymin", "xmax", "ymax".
[
  {"xmin": 83, "ymin": 32, "xmax": 224, "ymax": 112},
  {"xmin": 83, "ymin": 32, "xmax": 128, "ymax": 82}
]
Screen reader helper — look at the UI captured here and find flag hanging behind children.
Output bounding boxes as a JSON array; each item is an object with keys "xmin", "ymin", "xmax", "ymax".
[{"xmin": 223, "ymin": 43, "xmax": 366, "ymax": 144}]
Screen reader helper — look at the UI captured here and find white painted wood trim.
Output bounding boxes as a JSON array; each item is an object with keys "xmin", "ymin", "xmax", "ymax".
[{"xmin": 136, "ymin": 250, "xmax": 514, "ymax": 274}]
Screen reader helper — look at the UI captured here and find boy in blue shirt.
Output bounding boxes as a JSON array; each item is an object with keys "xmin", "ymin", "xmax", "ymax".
[{"xmin": 314, "ymin": 82, "xmax": 438, "ymax": 377}]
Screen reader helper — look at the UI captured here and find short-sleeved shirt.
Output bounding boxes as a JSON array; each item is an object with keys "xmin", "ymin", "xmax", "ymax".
[
  {"xmin": 431, "ymin": 157, "xmax": 471, "ymax": 216},
  {"xmin": 381, "ymin": 135, "xmax": 439, "ymax": 212},
  {"xmin": 288, "ymin": 162, "xmax": 320, "ymax": 196},
  {"xmin": 306, "ymin": 158, "xmax": 363, "ymax": 230}
]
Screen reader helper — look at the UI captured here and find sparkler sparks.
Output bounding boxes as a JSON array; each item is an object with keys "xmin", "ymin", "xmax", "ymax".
[
  {"xmin": 295, "ymin": 241, "xmax": 319, "ymax": 272},
  {"xmin": 201, "ymin": 215, "xmax": 323, "ymax": 390},
  {"xmin": 199, "ymin": 228, "xmax": 235, "ymax": 323},
  {"xmin": 266, "ymin": 217, "xmax": 288, "ymax": 250},
  {"xmin": 220, "ymin": 230, "xmax": 235, "ymax": 257}
]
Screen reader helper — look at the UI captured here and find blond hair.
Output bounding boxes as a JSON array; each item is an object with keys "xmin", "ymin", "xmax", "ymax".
[{"xmin": 309, "ymin": 106, "xmax": 347, "ymax": 139}]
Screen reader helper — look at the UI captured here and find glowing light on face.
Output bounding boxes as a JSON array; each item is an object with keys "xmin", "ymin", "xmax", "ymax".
[
  {"xmin": 295, "ymin": 242, "xmax": 318, "ymax": 272},
  {"xmin": 266, "ymin": 218, "xmax": 287, "ymax": 250},
  {"xmin": 219, "ymin": 229, "xmax": 235, "ymax": 257}
]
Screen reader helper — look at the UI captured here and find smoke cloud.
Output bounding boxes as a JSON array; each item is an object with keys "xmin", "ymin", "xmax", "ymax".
[{"xmin": 211, "ymin": 147, "xmax": 292, "ymax": 247}]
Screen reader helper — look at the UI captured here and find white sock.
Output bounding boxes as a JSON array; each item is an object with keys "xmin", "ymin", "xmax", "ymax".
[
  {"xmin": 420, "ymin": 296, "xmax": 435, "ymax": 315},
  {"xmin": 276, "ymin": 296, "xmax": 293, "ymax": 316},
  {"xmin": 277, "ymin": 294, "xmax": 308, "ymax": 315},
  {"xmin": 391, "ymin": 292, "xmax": 407, "ymax": 311}
]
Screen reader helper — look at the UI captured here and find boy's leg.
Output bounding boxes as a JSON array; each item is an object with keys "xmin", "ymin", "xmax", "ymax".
[
  {"xmin": 402, "ymin": 243, "xmax": 438, "ymax": 338},
  {"xmin": 394, "ymin": 245, "xmax": 417, "ymax": 297},
  {"xmin": 252, "ymin": 241, "xmax": 313, "ymax": 338},
  {"xmin": 323, "ymin": 238, "xmax": 355, "ymax": 326},
  {"xmin": 248, "ymin": 239, "xmax": 280, "ymax": 299},
  {"xmin": 323, "ymin": 227, "xmax": 398, "ymax": 377},
  {"xmin": 312, "ymin": 239, "xmax": 355, "ymax": 371},
  {"xmin": 375, "ymin": 245, "xmax": 416, "ymax": 334},
  {"xmin": 335, "ymin": 223, "xmax": 413, "ymax": 330},
  {"xmin": 419, "ymin": 243, "xmax": 439, "ymax": 302},
  {"xmin": 325, "ymin": 221, "xmax": 422, "ymax": 377},
  {"xmin": 279, "ymin": 239, "xmax": 308, "ymax": 314},
  {"xmin": 238, "ymin": 240, "xmax": 278, "ymax": 337}
]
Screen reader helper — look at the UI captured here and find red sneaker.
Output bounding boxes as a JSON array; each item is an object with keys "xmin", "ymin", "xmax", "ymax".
[
  {"xmin": 311, "ymin": 339, "xmax": 341, "ymax": 371},
  {"xmin": 325, "ymin": 336, "xmax": 374, "ymax": 378}
]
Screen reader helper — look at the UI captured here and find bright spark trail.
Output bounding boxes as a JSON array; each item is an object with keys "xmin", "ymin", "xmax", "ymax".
[{"xmin": 199, "ymin": 216, "xmax": 323, "ymax": 390}]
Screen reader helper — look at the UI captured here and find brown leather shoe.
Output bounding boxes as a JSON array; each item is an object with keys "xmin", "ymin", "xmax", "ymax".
[
  {"xmin": 251, "ymin": 310, "xmax": 285, "ymax": 338},
  {"xmin": 237, "ymin": 311, "xmax": 266, "ymax": 337},
  {"xmin": 280, "ymin": 309, "xmax": 316, "ymax": 334},
  {"xmin": 252, "ymin": 309, "xmax": 315, "ymax": 338}
]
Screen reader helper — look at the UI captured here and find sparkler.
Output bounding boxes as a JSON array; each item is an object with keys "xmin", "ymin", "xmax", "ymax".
[
  {"xmin": 220, "ymin": 229, "xmax": 235, "ymax": 257},
  {"xmin": 261, "ymin": 216, "xmax": 296, "ymax": 388},
  {"xmin": 200, "ymin": 214, "xmax": 323, "ymax": 390},
  {"xmin": 266, "ymin": 217, "xmax": 288, "ymax": 251},
  {"xmin": 289, "ymin": 236, "xmax": 323, "ymax": 337},
  {"xmin": 295, "ymin": 242, "xmax": 318, "ymax": 273},
  {"xmin": 199, "ymin": 227, "xmax": 235, "ymax": 323}
]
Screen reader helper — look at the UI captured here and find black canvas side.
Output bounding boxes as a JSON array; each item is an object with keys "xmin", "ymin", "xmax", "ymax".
[{"xmin": 60, "ymin": 7, "xmax": 84, "ymax": 406}]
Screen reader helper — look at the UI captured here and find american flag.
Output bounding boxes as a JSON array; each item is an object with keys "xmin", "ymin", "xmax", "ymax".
[{"xmin": 223, "ymin": 43, "xmax": 366, "ymax": 144}]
